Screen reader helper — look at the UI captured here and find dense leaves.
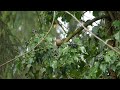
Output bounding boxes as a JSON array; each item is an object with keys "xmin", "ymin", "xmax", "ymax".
[{"xmin": 0, "ymin": 11, "xmax": 120, "ymax": 79}]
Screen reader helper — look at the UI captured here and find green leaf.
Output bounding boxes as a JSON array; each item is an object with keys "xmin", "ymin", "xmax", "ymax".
[
  {"xmin": 105, "ymin": 55, "xmax": 111, "ymax": 62},
  {"xmin": 96, "ymin": 68, "xmax": 102, "ymax": 77},
  {"xmin": 92, "ymin": 26, "xmax": 100, "ymax": 35},
  {"xmin": 40, "ymin": 68, "xmax": 46, "ymax": 73},
  {"xmin": 107, "ymin": 50, "xmax": 115, "ymax": 56},
  {"xmin": 75, "ymin": 12, "xmax": 82, "ymax": 20},
  {"xmin": 62, "ymin": 14, "xmax": 72, "ymax": 22},
  {"xmin": 62, "ymin": 46, "xmax": 69, "ymax": 55},
  {"xmin": 93, "ymin": 11, "xmax": 99, "ymax": 17},
  {"xmin": 98, "ymin": 41, "xmax": 105, "ymax": 52},
  {"xmin": 27, "ymin": 64, "xmax": 32, "ymax": 68},
  {"xmin": 94, "ymin": 62, "xmax": 99, "ymax": 67},
  {"xmin": 100, "ymin": 63, "xmax": 107, "ymax": 73},
  {"xmin": 51, "ymin": 60, "xmax": 57, "ymax": 69},
  {"xmin": 29, "ymin": 58, "xmax": 34, "ymax": 64},
  {"xmin": 80, "ymin": 46, "xmax": 87, "ymax": 54},
  {"xmin": 116, "ymin": 62, "xmax": 120, "ymax": 67},
  {"xmin": 46, "ymin": 66, "xmax": 53, "ymax": 74},
  {"xmin": 34, "ymin": 37, "xmax": 39, "ymax": 43},
  {"xmin": 114, "ymin": 31, "xmax": 120, "ymax": 42},
  {"xmin": 74, "ymin": 37, "xmax": 80, "ymax": 43},
  {"xmin": 112, "ymin": 20, "xmax": 120, "ymax": 28},
  {"xmin": 16, "ymin": 62, "xmax": 21, "ymax": 70},
  {"xmin": 88, "ymin": 66, "xmax": 97, "ymax": 78},
  {"xmin": 111, "ymin": 65, "xmax": 116, "ymax": 71}
]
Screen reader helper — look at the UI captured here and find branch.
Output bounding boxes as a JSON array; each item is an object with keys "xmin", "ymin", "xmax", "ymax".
[
  {"xmin": 0, "ymin": 11, "xmax": 56, "ymax": 68},
  {"xmin": 56, "ymin": 20, "xmax": 67, "ymax": 34},
  {"xmin": 63, "ymin": 13, "xmax": 109, "ymax": 42},
  {"xmin": 108, "ymin": 11, "xmax": 115, "ymax": 21},
  {"xmin": 64, "ymin": 11, "xmax": 120, "ymax": 55}
]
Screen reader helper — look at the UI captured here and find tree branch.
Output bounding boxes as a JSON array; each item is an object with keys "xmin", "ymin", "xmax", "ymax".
[
  {"xmin": 108, "ymin": 11, "xmax": 115, "ymax": 21},
  {"xmin": 0, "ymin": 11, "xmax": 56, "ymax": 68},
  {"xmin": 64, "ymin": 11, "xmax": 120, "ymax": 55},
  {"xmin": 56, "ymin": 20, "xmax": 67, "ymax": 34},
  {"xmin": 63, "ymin": 14, "xmax": 109, "ymax": 43}
]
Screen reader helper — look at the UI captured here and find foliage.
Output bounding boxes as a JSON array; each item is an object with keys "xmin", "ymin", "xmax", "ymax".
[{"xmin": 0, "ymin": 11, "xmax": 120, "ymax": 79}]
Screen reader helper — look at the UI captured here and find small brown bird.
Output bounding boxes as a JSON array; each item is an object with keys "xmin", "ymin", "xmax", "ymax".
[{"xmin": 55, "ymin": 39, "xmax": 63, "ymax": 47}]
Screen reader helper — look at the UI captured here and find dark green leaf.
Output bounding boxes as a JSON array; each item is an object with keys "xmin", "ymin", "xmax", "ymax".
[{"xmin": 93, "ymin": 11, "xmax": 99, "ymax": 17}]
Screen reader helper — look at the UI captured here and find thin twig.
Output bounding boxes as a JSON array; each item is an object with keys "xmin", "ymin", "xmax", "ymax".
[
  {"xmin": 0, "ymin": 11, "xmax": 56, "ymax": 68},
  {"xmin": 63, "ymin": 13, "xmax": 109, "ymax": 43},
  {"xmin": 65, "ymin": 11, "xmax": 120, "ymax": 55},
  {"xmin": 108, "ymin": 11, "xmax": 115, "ymax": 21},
  {"xmin": 56, "ymin": 20, "xmax": 67, "ymax": 34}
]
